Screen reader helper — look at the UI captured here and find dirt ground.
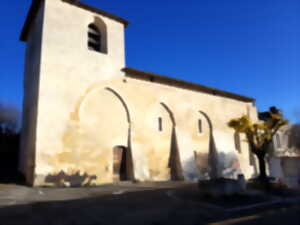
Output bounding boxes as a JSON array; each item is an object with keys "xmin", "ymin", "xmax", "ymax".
[{"xmin": 0, "ymin": 182, "xmax": 299, "ymax": 225}]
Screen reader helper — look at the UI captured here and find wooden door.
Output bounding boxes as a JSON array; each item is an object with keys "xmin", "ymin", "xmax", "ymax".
[{"xmin": 113, "ymin": 146, "xmax": 124, "ymax": 182}]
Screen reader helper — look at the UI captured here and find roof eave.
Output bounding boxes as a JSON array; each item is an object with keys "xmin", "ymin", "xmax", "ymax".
[
  {"xmin": 123, "ymin": 67, "xmax": 256, "ymax": 103},
  {"xmin": 20, "ymin": 0, "xmax": 130, "ymax": 42},
  {"xmin": 62, "ymin": 0, "xmax": 130, "ymax": 27},
  {"xmin": 20, "ymin": 0, "xmax": 43, "ymax": 42}
]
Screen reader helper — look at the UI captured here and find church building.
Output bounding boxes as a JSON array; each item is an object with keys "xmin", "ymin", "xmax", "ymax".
[{"xmin": 19, "ymin": 0, "xmax": 258, "ymax": 186}]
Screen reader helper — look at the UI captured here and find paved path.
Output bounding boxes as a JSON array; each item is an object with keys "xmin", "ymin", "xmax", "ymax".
[
  {"xmin": 0, "ymin": 182, "xmax": 299, "ymax": 225},
  {"xmin": 210, "ymin": 206, "xmax": 300, "ymax": 225},
  {"xmin": 0, "ymin": 182, "xmax": 191, "ymax": 206}
]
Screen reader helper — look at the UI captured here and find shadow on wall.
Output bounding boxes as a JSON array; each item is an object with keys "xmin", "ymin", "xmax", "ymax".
[
  {"xmin": 45, "ymin": 170, "xmax": 97, "ymax": 187},
  {"xmin": 183, "ymin": 110, "xmax": 219, "ymax": 181},
  {"xmin": 290, "ymin": 124, "xmax": 300, "ymax": 150},
  {"xmin": 187, "ymin": 151, "xmax": 242, "ymax": 181},
  {"xmin": 194, "ymin": 152, "xmax": 209, "ymax": 180},
  {"xmin": 199, "ymin": 110, "xmax": 219, "ymax": 179},
  {"xmin": 168, "ymin": 127, "xmax": 184, "ymax": 180},
  {"xmin": 217, "ymin": 152, "xmax": 242, "ymax": 179},
  {"xmin": 160, "ymin": 102, "xmax": 184, "ymax": 181},
  {"xmin": 187, "ymin": 152, "xmax": 242, "ymax": 180},
  {"xmin": 126, "ymin": 127, "xmax": 135, "ymax": 181}
]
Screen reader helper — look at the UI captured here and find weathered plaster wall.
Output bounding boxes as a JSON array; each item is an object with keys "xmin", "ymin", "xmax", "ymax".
[
  {"xmin": 268, "ymin": 125, "xmax": 300, "ymax": 188},
  {"xmin": 32, "ymin": 74, "xmax": 257, "ymax": 186},
  {"xmin": 21, "ymin": 0, "xmax": 257, "ymax": 186},
  {"xmin": 30, "ymin": 0, "xmax": 126, "ymax": 186},
  {"xmin": 19, "ymin": 1, "xmax": 45, "ymax": 185}
]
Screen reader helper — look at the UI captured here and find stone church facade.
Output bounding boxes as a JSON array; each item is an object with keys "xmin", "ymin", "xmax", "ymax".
[{"xmin": 19, "ymin": 0, "xmax": 258, "ymax": 186}]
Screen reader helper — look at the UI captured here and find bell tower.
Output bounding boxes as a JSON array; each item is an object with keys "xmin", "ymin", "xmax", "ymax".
[{"xmin": 19, "ymin": 0, "xmax": 129, "ymax": 185}]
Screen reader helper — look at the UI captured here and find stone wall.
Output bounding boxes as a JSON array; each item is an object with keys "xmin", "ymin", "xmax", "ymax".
[
  {"xmin": 31, "ymin": 75, "xmax": 257, "ymax": 186},
  {"xmin": 19, "ymin": 1, "xmax": 45, "ymax": 185}
]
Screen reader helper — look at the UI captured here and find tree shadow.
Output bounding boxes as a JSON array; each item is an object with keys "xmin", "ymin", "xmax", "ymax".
[
  {"xmin": 45, "ymin": 170, "xmax": 97, "ymax": 187},
  {"xmin": 192, "ymin": 151, "xmax": 242, "ymax": 180},
  {"xmin": 217, "ymin": 152, "xmax": 242, "ymax": 179},
  {"xmin": 0, "ymin": 185, "xmax": 217, "ymax": 225},
  {"xmin": 0, "ymin": 183, "xmax": 289, "ymax": 225}
]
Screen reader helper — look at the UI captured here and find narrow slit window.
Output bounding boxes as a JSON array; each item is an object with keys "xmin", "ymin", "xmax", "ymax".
[
  {"xmin": 198, "ymin": 119, "xmax": 202, "ymax": 134},
  {"xmin": 158, "ymin": 117, "xmax": 163, "ymax": 132},
  {"xmin": 88, "ymin": 24, "xmax": 101, "ymax": 52}
]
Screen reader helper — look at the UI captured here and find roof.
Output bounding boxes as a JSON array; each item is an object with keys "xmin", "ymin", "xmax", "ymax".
[
  {"xmin": 123, "ymin": 67, "xmax": 255, "ymax": 103},
  {"xmin": 20, "ymin": 0, "xmax": 129, "ymax": 42}
]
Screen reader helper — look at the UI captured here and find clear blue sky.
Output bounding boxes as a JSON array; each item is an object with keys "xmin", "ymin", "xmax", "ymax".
[{"xmin": 0, "ymin": 0, "xmax": 299, "ymax": 123}]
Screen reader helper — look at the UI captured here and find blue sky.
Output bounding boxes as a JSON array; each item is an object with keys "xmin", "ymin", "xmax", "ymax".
[{"xmin": 0, "ymin": 0, "xmax": 299, "ymax": 123}]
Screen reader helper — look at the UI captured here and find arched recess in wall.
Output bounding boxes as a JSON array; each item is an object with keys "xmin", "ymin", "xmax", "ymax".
[
  {"xmin": 104, "ymin": 87, "xmax": 135, "ymax": 181},
  {"xmin": 105, "ymin": 87, "xmax": 131, "ymax": 124},
  {"xmin": 198, "ymin": 111, "xmax": 213, "ymax": 133},
  {"xmin": 192, "ymin": 111, "xmax": 211, "ymax": 180},
  {"xmin": 198, "ymin": 110, "xmax": 218, "ymax": 179},
  {"xmin": 160, "ymin": 103, "xmax": 176, "ymax": 127},
  {"xmin": 160, "ymin": 102, "xmax": 184, "ymax": 180},
  {"xmin": 78, "ymin": 87, "xmax": 131, "ymax": 125},
  {"xmin": 76, "ymin": 87, "xmax": 134, "ymax": 181}
]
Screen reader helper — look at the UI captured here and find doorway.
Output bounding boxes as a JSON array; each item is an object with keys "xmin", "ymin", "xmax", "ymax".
[{"xmin": 113, "ymin": 146, "xmax": 129, "ymax": 182}]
